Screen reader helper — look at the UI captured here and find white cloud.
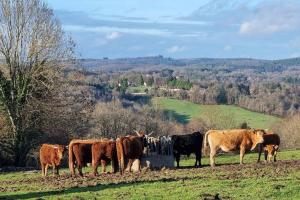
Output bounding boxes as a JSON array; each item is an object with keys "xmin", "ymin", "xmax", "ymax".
[
  {"xmin": 239, "ymin": 1, "xmax": 300, "ymax": 35},
  {"xmin": 63, "ymin": 25, "xmax": 172, "ymax": 37},
  {"xmin": 106, "ymin": 31, "xmax": 121, "ymax": 40},
  {"xmin": 224, "ymin": 45, "xmax": 232, "ymax": 51},
  {"xmin": 167, "ymin": 45, "xmax": 186, "ymax": 53}
]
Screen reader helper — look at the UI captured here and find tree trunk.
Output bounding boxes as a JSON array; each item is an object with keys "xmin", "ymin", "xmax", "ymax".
[{"xmin": 13, "ymin": 131, "xmax": 29, "ymax": 167}]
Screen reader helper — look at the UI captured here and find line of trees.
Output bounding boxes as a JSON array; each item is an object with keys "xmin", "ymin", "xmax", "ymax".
[{"xmin": 0, "ymin": 0, "xmax": 90, "ymax": 166}]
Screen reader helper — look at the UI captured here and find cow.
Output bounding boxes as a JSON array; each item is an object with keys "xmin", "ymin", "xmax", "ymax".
[
  {"xmin": 116, "ymin": 131, "xmax": 146, "ymax": 174},
  {"xmin": 172, "ymin": 132, "xmax": 203, "ymax": 168},
  {"xmin": 159, "ymin": 135, "xmax": 173, "ymax": 155},
  {"xmin": 257, "ymin": 131, "xmax": 280, "ymax": 162},
  {"xmin": 264, "ymin": 144, "xmax": 279, "ymax": 162},
  {"xmin": 39, "ymin": 144, "xmax": 66, "ymax": 176},
  {"xmin": 68, "ymin": 139, "xmax": 101, "ymax": 176},
  {"xmin": 91, "ymin": 139, "xmax": 118, "ymax": 176},
  {"xmin": 143, "ymin": 132, "xmax": 158, "ymax": 155},
  {"xmin": 204, "ymin": 129, "xmax": 265, "ymax": 167}
]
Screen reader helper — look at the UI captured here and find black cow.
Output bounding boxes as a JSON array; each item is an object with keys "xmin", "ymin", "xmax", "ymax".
[{"xmin": 172, "ymin": 131, "xmax": 203, "ymax": 167}]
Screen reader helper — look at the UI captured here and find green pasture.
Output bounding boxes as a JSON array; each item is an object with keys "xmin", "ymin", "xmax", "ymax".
[
  {"xmin": 0, "ymin": 150, "xmax": 299, "ymax": 200},
  {"xmin": 153, "ymin": 97, "xmax": 281, "ymax": 129}
]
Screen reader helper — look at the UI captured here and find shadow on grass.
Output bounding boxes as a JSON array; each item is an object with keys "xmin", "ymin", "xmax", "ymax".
[
  {"xmin": 163, "ymin": 109, "xmax": 190, "ymax": 124},
  {"xmin": 0, "ymin": 177, "xmax": 194, "ymax": 200}
]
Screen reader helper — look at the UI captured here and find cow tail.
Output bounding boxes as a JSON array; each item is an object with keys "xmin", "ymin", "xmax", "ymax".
[
  {"xmin": 116, "ymin": 138, "xmax": 125, "ymax": 174},
  {"xmin": 204, "ymin": 131, "xmax": 211, "ymax": 155},
  {"xmin": 68, "ymin": 140, "xmax": 75, "ymax": 176}
]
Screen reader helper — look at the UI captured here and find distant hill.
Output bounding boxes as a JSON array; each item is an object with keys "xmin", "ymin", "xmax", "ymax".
[{"xmin": 75, "ymin": 56, "xmax": 300, "ymax": 72}]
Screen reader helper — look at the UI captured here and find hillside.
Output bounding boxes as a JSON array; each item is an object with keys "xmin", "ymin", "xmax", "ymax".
[
  {"xmin": 154, "ymin": 98, "xmax": 280, "ymax": 129},
  {"xmin": 75, "ymin": 56, "xmax": 300, "ymax": 72}
]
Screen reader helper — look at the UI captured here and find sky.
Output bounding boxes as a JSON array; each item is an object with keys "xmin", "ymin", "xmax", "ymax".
[{"xmin": 46, "ymin": 0, "xmax": 300, "ymax": 59}]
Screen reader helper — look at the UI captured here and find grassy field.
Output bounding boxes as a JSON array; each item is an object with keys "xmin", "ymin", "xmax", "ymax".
[
  {"xmin": 127, "ymin": 86, "xmax": 152, "ymax": 93},
  {"xmin": 0, "ymin": 150, "xmax": 299, "ymax": 200},
  {"xmin": 153, "ymin": 97, "xmax": 281, "ymax": 129}
]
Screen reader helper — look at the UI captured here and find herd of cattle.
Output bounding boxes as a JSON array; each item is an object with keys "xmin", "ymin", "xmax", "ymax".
[{"xmin": 39, "ymin": 129, "xmax": 280, "ymax": 176}]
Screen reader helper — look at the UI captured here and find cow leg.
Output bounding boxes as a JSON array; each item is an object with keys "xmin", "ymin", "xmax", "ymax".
[
  {"xmin": 128, "ymin": 159, "xmax": 133, "ymax": 172},
  {"xmin": 210, "ymin": 149, "xmax": 217, "ymax": 167},
  {"xmin": 264, "ymin": 150, "xmax": 268, "ymax": 162},
  {"xmin": 92, "ymin": 158, "xmax": 99, "ymax": 176},
  {"xmin": 52, "ymin": 165, "xmax": 56, "ymax": 176},
  {"xmin": 110, "ymin": 158, "xmax": 115, "ymax": 173},
  {"xmin": 274, "ymin": 146, "xmax": 278, "ymax": 162},
  {"xmin": 52, "ymin": 162, "xmax": 58, "ymax": 176},
  {"xmin": 240, "ymin": 147, "xmax": 246, "ymax": 165},
  {"xmin": 268, "ymin": 154, "xmax": 272, "ymax": 162},
  {"xmin": 101, "ymin": 160, "xmax": 107, "ymax": 173},
  {"xmin": 45, "ymin": 164, "xmax": 49, "ymax": 176},
  {"xmin": 257, "ymin": 144, "xmax": 262, "ymax": 163},
  {"xmin": 78, "ymin": 165, "xmax": 83, "ymax": 177},
  {"xmin": 175, "ymin": 154, "xmax": 180, "ymax": 168},
  {"xmin": 195, "ymin": 152, "xmax": 202, "ymax": 167},
  {"xmin": 41, "ymin": 163, "xmax": 45, "ymax": 176},
  {"xmin": 194, "ymin": 155, "xmax": 198, "ymax": 167},
  {"xmin": 136, "ymin": 159, "xmax": 141, "ymax": 172}
]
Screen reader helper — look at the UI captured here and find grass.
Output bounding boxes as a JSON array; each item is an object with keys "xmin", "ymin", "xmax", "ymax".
[
  {"xmin": 127, "ymin": 86, "xmax": 152, "ymax": 93},
  {"xmin": 153, "ymin": 97, "xmax": 281, "ymax": 129},
  {"xmin": 0, "ymin": 150, "xmax": 299, "ymax": 200}
]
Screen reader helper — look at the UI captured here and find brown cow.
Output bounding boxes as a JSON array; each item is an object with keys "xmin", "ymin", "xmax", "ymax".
[
  {"xmin": 204, "ymin": 129, "xmax": 265, "ymax": 167},
  {"xmin": 264, "ymin": 144, "xmax": 279, "ymax": 162},
  {"xmin": 91, "ymin": 139, "xmax": 118, "ymax": 176},
  {"xmin": 257, "ymin": 131, "xmax": 280, "ymax": 162},
  {"xmin": 68, "ymin": 139, "xmax": 101, "ymax": 176},
  {"xmin": 39, "ymin": 144, "xmax": 66, "ymax": 176},
  {"xmin": 116, "ymin": 131, "xmax": 146, "ymax": 174}
]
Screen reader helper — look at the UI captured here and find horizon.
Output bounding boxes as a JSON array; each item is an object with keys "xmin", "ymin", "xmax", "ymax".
[
  {"xmin": 46, "ymin": 0, "xmax": 300, "ymax": 60},
  {"xmin": 78, "ymin": 55, "xmax": 300, "ymax": 61}
]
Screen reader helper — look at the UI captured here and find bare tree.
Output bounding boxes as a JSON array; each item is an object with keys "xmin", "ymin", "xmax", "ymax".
[
  {"xmin": 0, "ymin": 0, "xmax": 74, "ymax": 166},
  {"xmin": 273, "ymin": 113, "xmax": 300, "ymax": 149}
]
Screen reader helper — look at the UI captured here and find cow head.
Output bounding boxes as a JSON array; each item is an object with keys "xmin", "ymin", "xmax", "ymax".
[
  {"xmin": 251, "ymin": 129, "xmax": 265, "ymax": 150},
  {"xmin": 134, "ymin": 130, "xmax": 155, "ymax": 152},
  {"xmin": 265, "ymin": 145, "xmax": 278, "ymax": 156},
  {"xmin": 54, "ymin": 145, "xmax": 66, "ymax": 161}
]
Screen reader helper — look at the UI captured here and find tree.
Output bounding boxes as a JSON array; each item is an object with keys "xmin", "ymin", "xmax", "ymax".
[
  {"xmin": 138, "ymin": 75, "xmax": 144, "ymax": 86},
  {"xmin": 118, "ymin": 78, "xmax": 128, "ymax": 95},
  {"xmin": 0, "ymin": 0, "xmax": 74, "ymax": 166}
]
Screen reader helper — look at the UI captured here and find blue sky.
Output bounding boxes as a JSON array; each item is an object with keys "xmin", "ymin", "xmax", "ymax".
[{"xmin": 46, "ymin": 0, "xmax": 300, "ymax": 59}]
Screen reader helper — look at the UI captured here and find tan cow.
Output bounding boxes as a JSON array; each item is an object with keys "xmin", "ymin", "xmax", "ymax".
[
  {"xmin": 204, "ymin": 129, "xmax": 265, "ymax": 167},
  {"xmin": 39, "ymin": 144, "xmax": 66, "ymax": 176}
]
